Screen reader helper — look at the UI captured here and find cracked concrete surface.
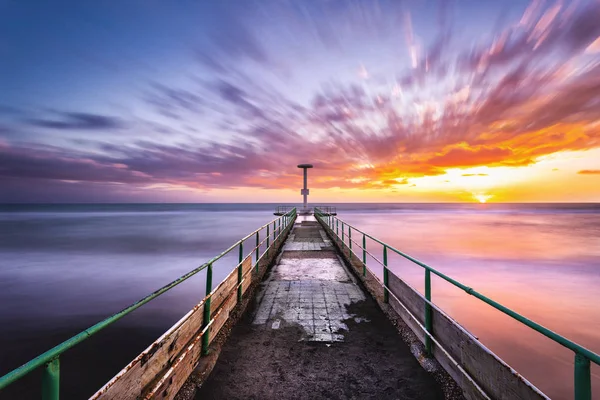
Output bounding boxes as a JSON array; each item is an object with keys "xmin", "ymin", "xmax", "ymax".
[
  {"xmin": 196, "ymin": 216, "xmax": 444, "ymax": 400},
  {"xmin": 253, "ymin": 216, "xmax": 365, "ymax": 342}
]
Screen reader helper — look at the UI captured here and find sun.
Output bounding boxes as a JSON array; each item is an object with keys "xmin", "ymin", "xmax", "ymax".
[{"xmin": 474, "ymin": 193, "xmax": 492, "ymax": 203}]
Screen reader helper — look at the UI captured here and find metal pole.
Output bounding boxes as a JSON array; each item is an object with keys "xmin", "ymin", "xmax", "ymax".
[
  {"xmin": 425, "ymin": 269, "xmax": 433, "ymax": 355},
  {"xmin": 362, "ymin": 234, "xmax": 366, "ymax": 277},
  {"xmin": 237, "ymin": 242, "xmax": 243, "ymax": 303},
  {"xmin": 255, "ymin": 231, "xmax": 260, "ymax": 273},
  {"xmin": 42, "ymin": 357, "xmax": 59, "ymax": 400},
  {"xmin": 336, "ymin": 219, "xmax": 339, "ymax": 237},
  {"xmin": 575, "ymin": 353, "xmax": 591, "ymax": 400},
  {"xmin": 342, "ymin": 222, "xmax": 345, "ymax": 244},
  {"xmin": 201, "ymin": 263, "xmax": 213, "ymax": 355},
  {"xmin": 266, "ymin": 225, "xmax": 270, "ymax": 252},
  {"xmin": 303, "ymin": 168, "xmax": 308, "ymax": 210},
  {"xmin": 349, "ymin": 226, "xmax": 352, "ymax": 251},
  {"xmin": 383, "ymin": 246, "xmax": 389, "ymax": 303}
]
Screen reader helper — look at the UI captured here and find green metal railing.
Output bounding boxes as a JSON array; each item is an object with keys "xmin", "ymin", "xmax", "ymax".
[
  {"xmin": 0, "ymin": 208, "xmax": 297, "ymax": 399},
  {"xmin": 315, "ymin": 208, "xmax": 599, "ymax": 400}
]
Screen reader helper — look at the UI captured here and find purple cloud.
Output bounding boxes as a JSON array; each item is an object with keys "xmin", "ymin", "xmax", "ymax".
[{"xmin": 26, "ymin": 112, "xmax": 125, "ymax": 131}]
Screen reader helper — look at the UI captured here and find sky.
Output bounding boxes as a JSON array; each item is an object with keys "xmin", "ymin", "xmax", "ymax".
[{"xmin": 1, "ymin": 0, "xmax": 600, "ymax": 203}]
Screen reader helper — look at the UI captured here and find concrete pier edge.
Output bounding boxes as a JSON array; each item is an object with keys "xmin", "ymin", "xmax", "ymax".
[
  {"xmin": 316, "ymin": 216, "xmax": 466, "ymax": 399},
  {"xmin": 174, "ymin": 217, "xmax": 296, "ymax": 400}
]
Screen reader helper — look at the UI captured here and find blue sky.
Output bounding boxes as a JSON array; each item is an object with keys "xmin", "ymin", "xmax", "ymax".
[{"xmin": 1, "ymin": 0, "xmax": 599, "ymax": 202}]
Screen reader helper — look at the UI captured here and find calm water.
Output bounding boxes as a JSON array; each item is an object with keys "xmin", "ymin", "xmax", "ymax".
[{"xmin": 0, "ymin": 203, "xmax": 599, "ymax": 399}]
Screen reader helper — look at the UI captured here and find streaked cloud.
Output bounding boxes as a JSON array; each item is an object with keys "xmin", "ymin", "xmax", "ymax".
[
  {"xmin": 1, "ymin": 0, "xmax": 600, "ymax": 202},
  {"xmin": 26, "ymin": 112, "xmax": 125, "ymax": 131}
]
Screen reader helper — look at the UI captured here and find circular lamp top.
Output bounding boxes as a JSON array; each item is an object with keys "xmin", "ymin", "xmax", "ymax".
[{"xmin": 297, "ymin": 164, "xmax": 314, "ymax": 168}]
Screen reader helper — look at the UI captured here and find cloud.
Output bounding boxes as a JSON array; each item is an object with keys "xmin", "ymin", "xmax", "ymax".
[
  {"xmin": 26, "ymin": 112, "xmax": 125, "ymax": 130},
  {"xmin": 0, "ymin": 144, "xmax": 152, "ymax": 184},
  {"xmin": 578, "ymin": 170, "xmax": 600, "ymax": 175},
  {"xmin": 426, "ymin": 147, "xmax": 515, "ymax": 168},
  {"xmin": 4, "ymin": 0, "xmax": 600, "ymax": 200}
]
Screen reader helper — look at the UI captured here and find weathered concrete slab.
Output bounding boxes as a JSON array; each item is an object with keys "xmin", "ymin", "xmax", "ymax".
[
  {"xmin": 253, "ymin": 217, "xmax": 362, "ymax": 342},
  {"xmin": 271, "ymin": 258, "xmax": 350, "ymax": 282},
  {"xmin": 253, "ymin": 279, "xmax": 365, "ymax": 341}
]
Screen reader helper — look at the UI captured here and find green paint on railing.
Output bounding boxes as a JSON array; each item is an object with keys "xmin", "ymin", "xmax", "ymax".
[
  {"xmin": 425, "ymin": 269, "xmax": 432, "ymax": 356},
  {"xmin": 255, "ymin": 231, "xmax": 260, "ymax": 273},
  {"xmin": 201, "ymin": 262, "xmax": 213, "ymax": 356},
  {"xmin": 314, "ymin": 207, "xmax": 599, "ymax": 400},
  {"xmin": 349, "ymin": 226, "xmax": 352, "ymax": 250},
  {"xmin": 575, "ymin": 353, "xmax": 591, "ymax": 400},
  {"xmin": 0, "ymin": 208, "xmax": 297, "ymax": 398},
  {"xmin": 362, "ymin": 233, "xmax": 366, "ymax": 277},
  {"xmin": 42, "ymin": 358, "xmax": 59, "ymax": 400},
  {"xmin": 237, "ymin": 240, "xmax": 244, "ymax": 303},
  {"xmin": 383, "ymin": 245, "xmax": 389, "ymax": 303}
]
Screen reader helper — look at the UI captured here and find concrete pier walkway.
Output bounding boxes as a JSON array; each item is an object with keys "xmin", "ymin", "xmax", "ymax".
[{"xmin": 196, "ymin": 217, "xmax": 443, "ymax": 399}]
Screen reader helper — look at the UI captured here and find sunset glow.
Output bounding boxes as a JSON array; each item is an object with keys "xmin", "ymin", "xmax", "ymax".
[
  {"xmin": 474, "ymin": 194, "xmax": 492, "ymax": 204},
  {"xmin": 1, "ymin": 1, "xmax": 599, "ymax": 203}
]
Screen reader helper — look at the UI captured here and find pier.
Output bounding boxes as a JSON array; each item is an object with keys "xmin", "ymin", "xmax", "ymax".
[
  {"xmin": 1, "ymin": 205, "xmax": 599, "ymax": 398},
  {"xmin": 197, "ymin": 215, "xmax": 442, "ymax": 399}
]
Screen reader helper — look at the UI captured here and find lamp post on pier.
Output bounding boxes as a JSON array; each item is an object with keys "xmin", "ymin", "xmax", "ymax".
[{"xmin": 297, "ymin": 164, "xmax": 313, "ymax": 213}]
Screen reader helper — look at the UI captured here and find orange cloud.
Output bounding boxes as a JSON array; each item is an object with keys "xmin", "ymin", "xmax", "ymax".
[{"xmin": 426, "ymin": 147, "xmax": 514, "ymax": 168}]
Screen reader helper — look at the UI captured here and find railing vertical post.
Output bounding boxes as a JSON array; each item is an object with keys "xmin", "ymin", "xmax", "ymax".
[
  {"xmin": 273, "ymin": 221, "xmax": 276, "ymax": 241},
  {"xmin": 237, "ymin": 241, "xmax": 243, "ymax": 303},
  {"xmin": 349, "ymin": 227, "xmax": 352, "ymax": 251},
  {"xmin": 383, "ymin": 245, "xmax": 389, "ymax": 303},
  {"xmin": 425, "ymin": 269, "xmax": 433, "ymax": 356},
  {"xmin": 336, "ymin": 219, "xmax": 339, "ymax": 237},
  {"xmin": 362, "ymin": 233, "xmax": 366, "ymax": 277},
  {"xmin": 255, "ymin": 231, "xmax": 260, "ymax": 273},
  {"xmin": 575, "ymin": 353, "xmax": 591, "ymax": 400},
  {"xmin": 201, "ymin": 262, "xmax": 213, "ymax": 355},
  {"xmin": 266, "ymin": 225, "xmax": 270, "ymax": 252},
  {"xmin": 341, "ymin": 222, "xmax": 345, "ymax": 244},
  {"xmin": 42, "ymin": 357, "xmax": 59, "ymax": 400}
]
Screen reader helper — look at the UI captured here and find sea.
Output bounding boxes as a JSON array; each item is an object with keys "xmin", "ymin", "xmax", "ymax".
[{"xmin": 0, "ymin": 203, "xmax": 599, "ymax": 399}]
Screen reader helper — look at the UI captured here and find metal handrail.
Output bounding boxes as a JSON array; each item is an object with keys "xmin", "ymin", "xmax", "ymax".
[
  {"xmin": 313, "ymin": 205, "xmax": 336, "ymax": 214},
  {"xmin": 0, "ymin": 208, "xmax": 297, "ymax": 398},
  {"xmin": 314, "ymin": 208, "xmax": 598, "ymax": 400}
]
